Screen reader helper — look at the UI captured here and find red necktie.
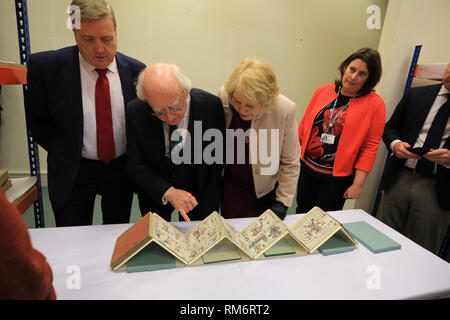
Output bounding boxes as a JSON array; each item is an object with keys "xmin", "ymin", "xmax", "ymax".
[{"xmin": 95, "ymin": 69, "xmax": 115, "ymax": 163}]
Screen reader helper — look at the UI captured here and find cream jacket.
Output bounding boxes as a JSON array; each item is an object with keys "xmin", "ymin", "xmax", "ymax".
[{"xmin": 218, "ymin": 87, "xmax": 300, "ymax": 207}]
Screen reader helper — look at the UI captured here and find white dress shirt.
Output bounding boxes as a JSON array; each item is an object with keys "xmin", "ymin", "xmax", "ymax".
[{"xmin": 79, "ymin": 53, "xmax": 126, "ymax": 160}]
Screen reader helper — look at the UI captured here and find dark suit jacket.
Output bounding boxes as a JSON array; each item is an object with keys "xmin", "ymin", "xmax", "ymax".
[
  {"xmin": 25, "ymin": 45, "xmax": 145, "ymax": 211},
  {"xmin": 126, "ymin": 88, "xmax": 225, "ymax": 221},
  {"xmin": 383, "ymin": 84, "xmax": 450, "ymax": 209}
]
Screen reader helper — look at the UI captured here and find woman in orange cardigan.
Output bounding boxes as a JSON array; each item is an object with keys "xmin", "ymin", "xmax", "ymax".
[{"xmin": 296, "ymin": 48, "xmax": 385, "ymax": 213}]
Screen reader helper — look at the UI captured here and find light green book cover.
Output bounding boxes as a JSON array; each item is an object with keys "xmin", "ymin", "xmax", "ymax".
[
  {"xmin": 201, "ymin": 240, "xmax": 242, "ymax": 264},
  {"xmin": 319, "ymin": 234, "xmax": 354, "ymax": 256},
  {"xmin": 343, "ymin": 221, "xmax": 401, "ymax": 253},
  {"xmin": 263, "ymin": 238, "xmax": 296, "ymax": 257},
  {"xmin": 126, "ymin": 243, "xmax": 176, "ymax": 273}
]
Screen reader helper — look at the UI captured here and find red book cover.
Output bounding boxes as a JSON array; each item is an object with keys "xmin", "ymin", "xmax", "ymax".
[{"xmin": 110, "ymin": 213, "xmax": 151, "ymax": 270}]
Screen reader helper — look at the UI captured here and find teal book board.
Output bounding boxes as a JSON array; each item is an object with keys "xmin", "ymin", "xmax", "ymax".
[
  {"xmin": 318, "ymin": 234, "xmax": 355, "ymax": 256},
  {"xmin": 343, "ymin": 221, "xmax": 401, "ymax": 253},
  {"xmin": 126, "ymin": 242, "xmax": 176, "ymax": 273},
  {"xmin": 263, "ymin": 238, "xmax": 296, "ymax": 257}
]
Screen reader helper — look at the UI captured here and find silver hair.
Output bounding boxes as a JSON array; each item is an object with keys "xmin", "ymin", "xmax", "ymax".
[
  {"xmin": 136, "ymin": 70, "xmax": 146, "ymax": 101},
  {"xmin": 172, "ymin": 64, "xmax": 192, "ymax": 92},
  {"xmin": 135, "ymin": 64, "xmax": 192, "ymax": 101}
]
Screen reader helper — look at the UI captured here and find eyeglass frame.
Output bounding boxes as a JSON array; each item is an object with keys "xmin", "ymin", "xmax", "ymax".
[{"xmin": 151, "ymin": 89, "xmax": 187, "ymax": 118}]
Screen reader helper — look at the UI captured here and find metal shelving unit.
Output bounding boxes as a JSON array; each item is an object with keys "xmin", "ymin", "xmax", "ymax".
[{"xmin": 12, "ymin": 0, "xmax": 45, "ymax": 227}]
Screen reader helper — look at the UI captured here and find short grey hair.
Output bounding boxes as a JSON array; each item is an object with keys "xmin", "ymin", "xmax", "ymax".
[
  {"xmin": 136, "ymin": 70, "xmax": 146, "ymax": 101},
  {"xmin": 70, "ymin": 0, "xmax": 116, "ymax": 29},
  {"xmin": 136, "ymin": 64, "xmax": 192, "ymax": 101},
  {"xmin": 173, "ymin": 64, "xmax": 192, "ymax": 93}
]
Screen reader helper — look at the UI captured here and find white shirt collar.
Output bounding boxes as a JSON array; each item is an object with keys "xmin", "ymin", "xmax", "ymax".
[
  {"xmin": 182, "ymin": 93, "xmax": 191, "ymax": 126},
  {"xmin": 439, "ymin": 84, "xmax": 450, "ymax": 96},
  {"xmin": 78, "ymin": 53, "xmax": 118, "ymax": 74}
]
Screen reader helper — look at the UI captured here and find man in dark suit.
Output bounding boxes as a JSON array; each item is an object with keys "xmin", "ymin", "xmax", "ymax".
[
  {"xmin": 126, "ymin": 63, "xmax": 225, "ymax": 222},
  {"xmin": 379, "ymin": 62, "xmax": 450, "ymax": 254},
  {"xmin": 25, "ymin": 0, "xmax": 145, "ymax": 226}
]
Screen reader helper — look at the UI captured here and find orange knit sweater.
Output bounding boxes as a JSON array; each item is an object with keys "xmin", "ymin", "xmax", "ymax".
[{"xmin": 298, "ymin": 83, "xmax": 386, "ymax": 176}]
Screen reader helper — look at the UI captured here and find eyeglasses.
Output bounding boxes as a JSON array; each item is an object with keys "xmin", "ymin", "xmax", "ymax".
[
  {"xmin": 151, "ymin": 90, "xmax": 186, "ymax": 118},
  {"xmin": 151, "ymin": 105, "xmax": 184, "ymax": 118}
]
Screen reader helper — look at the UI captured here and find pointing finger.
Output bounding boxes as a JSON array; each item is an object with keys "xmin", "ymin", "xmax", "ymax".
[{"xmin": 179, "ymin": 209, "xmax": 191, "ymax": 222}]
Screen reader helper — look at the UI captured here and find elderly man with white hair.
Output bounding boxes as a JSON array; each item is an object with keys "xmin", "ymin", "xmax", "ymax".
[{"xmin": 126, "ymin": 63, "xmax": 225, "ymax": 222}]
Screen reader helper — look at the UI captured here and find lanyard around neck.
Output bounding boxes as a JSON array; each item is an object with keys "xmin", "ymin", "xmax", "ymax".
[{"xmin": 324, "ymin": 87, "xmax": 354, "ymax": 135}]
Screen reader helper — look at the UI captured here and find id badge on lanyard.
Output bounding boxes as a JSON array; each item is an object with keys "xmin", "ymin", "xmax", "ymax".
[
  {"xmin": 322, "ymin": 87, "xmax": 353, "ymax": 145},
  {"xmin": 321, "ymin": 133, "xmax": 335, "ymax": 144}
]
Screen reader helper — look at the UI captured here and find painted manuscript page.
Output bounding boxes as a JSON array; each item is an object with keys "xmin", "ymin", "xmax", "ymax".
[
  {"xmin": 151, "ymin": 213, "xmax": 189, "ymax": 264},
  {"xmin": 289, "ymin": 207, "xmax": 341, "ymax": 253},
  {"xmin": 219, "ymin": 215, "xmax": 249, "ymax": 254},
  {"xmin": 185, "ymin": 212, "xmax": 225, "ymax": 264},
  {"xmin": 239, "ymin": 210, "xmax": 289, "ymax": 259}
]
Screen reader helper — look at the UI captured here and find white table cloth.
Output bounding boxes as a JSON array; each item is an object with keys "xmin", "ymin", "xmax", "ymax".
[{"xmin": 28, "ymin": 209, "xmax": 450, "ymax": 300}]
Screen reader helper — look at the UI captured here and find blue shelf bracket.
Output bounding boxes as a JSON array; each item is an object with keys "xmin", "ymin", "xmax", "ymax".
[{"xmin": 15, "ymin": 0, "xmax": 45, "ymax": 228}]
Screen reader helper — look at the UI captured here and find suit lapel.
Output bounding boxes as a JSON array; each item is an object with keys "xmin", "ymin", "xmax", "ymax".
[
  {"xmin": 187, "ymin": 91, "xmax": 198, "ymax": 164},
  {"xmin": 146, "ymin": 105, "xmax": 167, "ymax": 162},
  {"xmin": 154, "ymin": 116, "xmax": 167, "ymax": 158},
  {"xmin": 187, "ymin": 92, "xmax": 196, "ymax": 134},
  {"xmin": 61, "ymin": 46, "xmax": 83, "ymax": 148},
  {"xmin": 116, "ymin": 53, "xmax": 134, "ymax": 105}
]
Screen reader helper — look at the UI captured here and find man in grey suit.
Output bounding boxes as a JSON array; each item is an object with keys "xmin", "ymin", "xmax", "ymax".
[{"xmin": 379, "ymin": 62, "xmax": 450, "ymax": 254}]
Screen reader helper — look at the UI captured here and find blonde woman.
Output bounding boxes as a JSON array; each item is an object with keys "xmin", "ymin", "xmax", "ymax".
[{"xmin": 218, "ymin": 58, "xmax": 300, "ymax": 220}]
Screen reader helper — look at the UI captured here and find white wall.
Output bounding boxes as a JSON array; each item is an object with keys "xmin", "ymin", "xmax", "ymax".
[{"xmin": 355, "ymin": 0, "xmax": 450, "ymax": 214}]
